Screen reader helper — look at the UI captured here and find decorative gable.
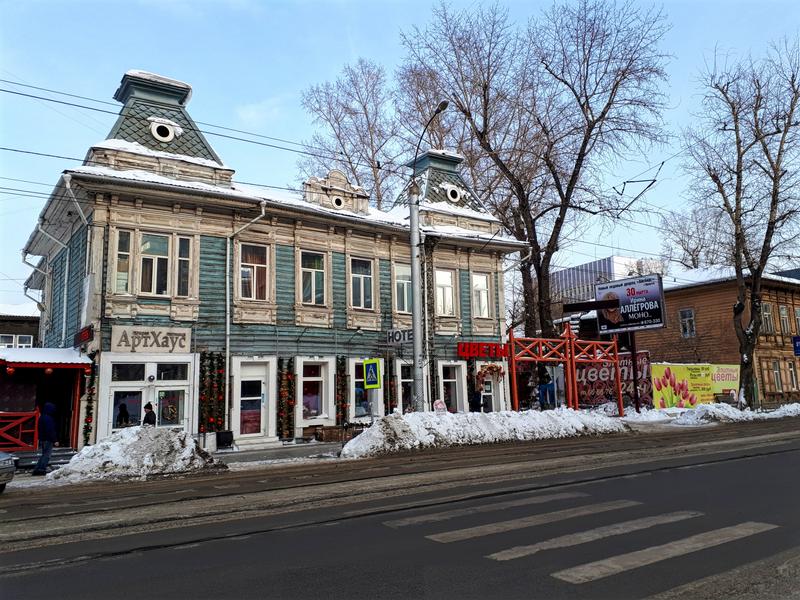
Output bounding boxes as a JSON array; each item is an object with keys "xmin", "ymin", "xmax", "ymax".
[{"xmin": 303, "ymin": 170, "xmax": 370, "ymax": 215}]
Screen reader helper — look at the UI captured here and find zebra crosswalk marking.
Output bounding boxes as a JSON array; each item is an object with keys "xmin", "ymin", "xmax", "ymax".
[
  {"xmin": 551, "ymin": 521, "xmax": 778, "ymax": 584},
  {"xmin": 384, "ymin": 492, "xmax": 588, "ymax": 528},
  {"xmin": 487, "ymin": 510, "xmax": 703, "ymax": 561},
  {"xmin": 426, "ymin": 499, "xmax": 641, "ymax": 544}
]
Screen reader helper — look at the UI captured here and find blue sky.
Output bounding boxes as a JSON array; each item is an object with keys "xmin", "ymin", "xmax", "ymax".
[{"xmin": 1, "ymin": 0, "xmax": 798, "ymax": 308}]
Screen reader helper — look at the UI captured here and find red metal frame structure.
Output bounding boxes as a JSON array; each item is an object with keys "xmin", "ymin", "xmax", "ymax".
[
  {"xmin": 508, "ymin": 323, "xmax": 624, "ymax": 417},
  {"xmin": 0, "ymin": 411, "xmax": 39, "ymax": 452}
]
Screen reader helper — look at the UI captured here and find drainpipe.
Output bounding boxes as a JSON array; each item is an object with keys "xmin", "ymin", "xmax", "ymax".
[
  {"xmin": 62, "ymin": 174, "xmax": 92, "ymax": 276},
  {"xmin": 37, "ymin": 223, "xmax": 69, "ymax": 346},
  {"xmin": 225, "ymin": 201, "xmax": 267, "ymax": 430}
]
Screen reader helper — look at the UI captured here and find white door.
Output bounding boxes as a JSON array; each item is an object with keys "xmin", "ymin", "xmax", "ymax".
[{"xmin": 237, "ymin": 363, "xmax": 269, "ymax": 437}]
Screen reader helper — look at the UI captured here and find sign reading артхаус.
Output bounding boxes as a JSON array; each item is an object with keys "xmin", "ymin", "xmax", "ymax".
[
  {"xmin": 111, "ymin": 326, "xmax": 191, "ymax": 353},
  {"xmin": 595, "ymin": 274, "xmax": 666, "ymax": 334}
]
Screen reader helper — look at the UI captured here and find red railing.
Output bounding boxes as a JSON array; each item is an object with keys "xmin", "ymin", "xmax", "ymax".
[{"xmin": 0, "ymin": 410, "xmax": 39, "ymax": 452}]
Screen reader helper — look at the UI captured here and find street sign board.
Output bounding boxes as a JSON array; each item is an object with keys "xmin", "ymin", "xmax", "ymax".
[
  {"xmin": 387, "ymin": 328, "xmax": 413, "ymax": 346},
  {"xmin": 595, "ymin": 274, "xmax": 666, "ymax": 334},
  {"xmin": 794, "ymin": 336, "xmax": 800, "ymax": 357},
  {"xmin": 364, "ymin": 359, "xmax": 381, "ymax": 389}
]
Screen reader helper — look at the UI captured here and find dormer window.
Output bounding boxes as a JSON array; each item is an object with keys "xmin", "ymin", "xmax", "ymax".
[{"xmin": 148, "ymin": 117, "xmax": 183, "ymax": 143}]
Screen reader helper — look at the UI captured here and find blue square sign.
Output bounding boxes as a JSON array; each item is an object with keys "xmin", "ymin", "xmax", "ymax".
[
  {"xmin": 794, "ymin": 336, "xmax": 800, "ymax": 357},
  {"xmin": 364, "ymin": 359, "xmax": 381, "ymax": 389}
]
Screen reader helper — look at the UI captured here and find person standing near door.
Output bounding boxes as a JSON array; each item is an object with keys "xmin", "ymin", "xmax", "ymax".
[
  {"xmin": 142, "ymin": 402, "xmax": 156, "ymax": 426},
  {"xmin": 32, "ymin": 402, "xmax": 58, "ymax": 476}
]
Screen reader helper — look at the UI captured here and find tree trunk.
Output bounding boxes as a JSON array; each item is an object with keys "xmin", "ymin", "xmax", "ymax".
[{"xmin": 519, "ymin": 260, "xmax": 538, "ymax": 337}]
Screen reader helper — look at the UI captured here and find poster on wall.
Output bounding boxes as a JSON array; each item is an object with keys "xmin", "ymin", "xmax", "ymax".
[
  {"xmin": 651, "ymin": 363, "xmax": 740, "ymax": 408},
  {"xmin": 575, "ymin": 351, "xmax": 652, "ymax": 408},
  {"xmin": 595, "ymin": 274, "xmax": 665, "ymax": 333}
]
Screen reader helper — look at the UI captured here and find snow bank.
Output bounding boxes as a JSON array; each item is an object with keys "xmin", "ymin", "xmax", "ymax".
[
  {"xmin": 49, "ymin": 426, "xmax": 224, "ymax": 483},
  {"xmin": 340, "ymin": 408, "xmax": 628, "ymax": 459},
  {"xmin": 671, "ymin": 402, "xmax": 800, "ymax": 426}
]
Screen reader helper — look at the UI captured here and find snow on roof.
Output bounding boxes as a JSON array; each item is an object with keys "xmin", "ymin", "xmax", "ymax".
[
  {"xmin": 0, "ymin": 303, "xmax": 39, "ymax": 317},
  {"xmin": 663, "ymin": 266, "xmax": 800, "ymax": 291},
  {"xmin": 420, "ymin": 200, "xmax": 499, "ymax": 222},
  {"xmin": 422, "ymin": 223, "xmax": 526, "ymax": 248},
  {"xmin": 0, "ymin": 348, "xmax": 91, "ymax": 365},
  {"xmin": 125, "ymin": 70, "xmax": 191, "ymax": 91},
  {"xmin": 91, "ymin": 138, "xmax": 227, "ymax": 169},
  {"xmin": 427, "ymin": 148, "xmax": 465, "ymax": 161}
]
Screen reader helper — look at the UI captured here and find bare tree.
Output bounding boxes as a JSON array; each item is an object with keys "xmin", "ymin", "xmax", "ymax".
[
  {"xmin": 684, "ymin": 37, "xmax": 800, "ymax": 407},
  {"xmin": 299, "ymin": 59, "xmax": 400, "ymax": 209},
  {"xmin": 402, "ymin": 0, "xmax": 670, "ymax": 336},
  {"xmin": 659, "ymin": 205, "xmax": 732, "ymax": 269}
]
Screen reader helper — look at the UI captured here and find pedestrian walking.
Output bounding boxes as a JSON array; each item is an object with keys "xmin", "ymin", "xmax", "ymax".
[
  {"xmin": 32, "ymin": 402, "xmax": 58, "ymax": 476},
  {"xmin": 142, "ymin": 402, "xmax": 156, "ymax": 426},
  {"xmin": 538, "ymin": 365, "xmax": 555, "ymax": 410}
]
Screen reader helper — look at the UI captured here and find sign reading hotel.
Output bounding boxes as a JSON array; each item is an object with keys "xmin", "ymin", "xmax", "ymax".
[
  {"xmin": 595, "ymin": 274, "xmax": 665, "ymax": 333},
  {"xmin": 651, "ymin": 363, "xmax": 740, "ymax": 408},
  {"xmin": 111, "ymin": 326, "xmax": 191, "ymax": 353}
]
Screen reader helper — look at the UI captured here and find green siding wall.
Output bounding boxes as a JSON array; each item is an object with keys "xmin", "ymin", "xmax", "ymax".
[
  {"xmin": 459, "ymin": 269, "xmax": 472, "ymax": 335},
  {"xmin": 45, "ymin": 224, "xmax": 87, "ymax": 348}
]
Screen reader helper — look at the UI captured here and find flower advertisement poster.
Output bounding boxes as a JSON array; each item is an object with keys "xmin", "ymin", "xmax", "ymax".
[{"xmin": 651, "ymin": 364, "xmax": 740, "ymax": 408}]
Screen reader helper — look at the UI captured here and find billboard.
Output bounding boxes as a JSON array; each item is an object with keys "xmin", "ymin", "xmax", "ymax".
[
  {"xmin": 595, "ymin": 274, "xmax": 665, "ymax": 334},
  {"xmin": 575, "ymin": 351, "xmax": 652, "ymax": 407},
  {"xmin": 651, "ymin": 363, "xmax": 740, "ymax": 408}
]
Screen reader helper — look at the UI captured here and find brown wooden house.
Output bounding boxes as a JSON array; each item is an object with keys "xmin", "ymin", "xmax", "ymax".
[{"xmin": 636, "ymin": 268, "xmax": 800, "ymax": 408}]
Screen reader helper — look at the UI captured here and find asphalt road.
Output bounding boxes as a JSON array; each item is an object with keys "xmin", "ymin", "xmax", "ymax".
[{"xmin": 2, "ymin": 419, "xmax": 799, "ymax": 600}]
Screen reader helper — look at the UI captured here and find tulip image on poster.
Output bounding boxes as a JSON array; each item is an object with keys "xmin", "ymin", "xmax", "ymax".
[{"xmin": 651, "ymin": 364, "xmax": 740, "ymax": 409}]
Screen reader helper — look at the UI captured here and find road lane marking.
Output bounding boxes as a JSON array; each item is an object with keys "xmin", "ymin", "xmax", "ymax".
[
  {"xmin": 487, "ymin": 510, "xmax": 703, "ymax": 561},
  {"xmin": 551, "ymin": 521, "xmax": 779, "ymax": 584},
  {"xmin": 384, "ymin": 492, "xmax": 588, "ymax": 528},
  {"xmin": 426, "ymin": 499, "xmax": 640, "ymax": 543}
]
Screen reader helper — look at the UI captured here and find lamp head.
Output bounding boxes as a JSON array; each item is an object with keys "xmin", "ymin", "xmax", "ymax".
[{"xmin": 435, "ymin": 100, "xmax": 449, "ymax": 114}]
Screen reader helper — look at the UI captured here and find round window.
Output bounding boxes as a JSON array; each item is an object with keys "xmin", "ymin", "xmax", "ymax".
[
  {"xmin": 332, "ymin": 196, "xmax": 344, "ymax": 208},
  {"xmin": 150, "ymin": 121, "xmax": 175, "ymax": 143},
  {"xmin": 447, "ymin": 187, "xmax": 461, "ymax": 203}
]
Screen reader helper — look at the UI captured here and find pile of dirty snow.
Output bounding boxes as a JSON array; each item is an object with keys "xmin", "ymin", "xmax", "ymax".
[
  {"xmin": 671, "ymin": 402, "xmax": 800, "ymax": 426},
  {"xmin": 49, "ymin": 426, "xmax": 224, "ymax": 483},
  {"xmin": 341, "ymin": 408, "xmax": 628, "ymax": 459}
]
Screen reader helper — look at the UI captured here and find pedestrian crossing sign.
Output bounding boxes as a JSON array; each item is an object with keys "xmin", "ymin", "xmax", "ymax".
[{"xmin": 364, "ymin": 359, "xmax": 381, "ymax": 389}]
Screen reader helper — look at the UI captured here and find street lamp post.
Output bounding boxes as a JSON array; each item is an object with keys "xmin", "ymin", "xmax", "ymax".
[{"xmin": 409, "ymin": 100, "xmax": 448, "ymax": 412}]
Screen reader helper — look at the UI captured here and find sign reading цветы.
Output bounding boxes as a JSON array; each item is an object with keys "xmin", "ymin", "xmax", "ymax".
[
  {"xmin": 111, "ymin": 326, "xmax": 191, "ymax": 353},
  {"xmin": 595, "ymin": 274, "xmax": 666, "ymax": 334}
]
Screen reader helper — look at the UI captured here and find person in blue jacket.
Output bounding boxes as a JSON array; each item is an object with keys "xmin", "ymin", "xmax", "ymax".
[{"xmin": 32, "ymin": 402, "xmax": 58, "ymax": 476}]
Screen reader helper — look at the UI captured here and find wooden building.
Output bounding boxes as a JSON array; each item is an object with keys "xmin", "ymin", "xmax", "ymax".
[
  {"xmin": 635, "ymin": 268, "xmax": 800, "ymax": 407},
  {"xmin": 20, "ymin": 71, "xmax": 524, "ymax": 449}
]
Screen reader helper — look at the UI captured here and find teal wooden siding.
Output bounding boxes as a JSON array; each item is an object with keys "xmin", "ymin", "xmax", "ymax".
[
  {"xmin": 332, "ymin": 252, "xmax": 346, "ymax": 329},
  {"xmin": 459, "ymin": 269, "xmax": 472, "ymax": 335},
  {"xmin": 379, "ymin": 260, "xmax": 392, "ymax": 331},
  {"xmin": 45, "ymin": 224, "xmax": 87, "ymax": 347},
  {"xmin": 275, "ymin": 244, "xmax": 295, "ymax": 324}
]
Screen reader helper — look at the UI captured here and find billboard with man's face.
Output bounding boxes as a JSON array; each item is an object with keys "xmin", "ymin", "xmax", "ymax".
[{"xmin": 595, "ymin": 274, "xmax": 666, "ymax": 334}]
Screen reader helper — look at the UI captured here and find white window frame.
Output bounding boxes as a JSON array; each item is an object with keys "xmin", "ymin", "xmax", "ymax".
[
  {"xmin": 475, "ymin": 360, "xmax": 508, "ymax": 412},
  {"xmin": 779, "ymin": 305, "xmax": 791, "ymax": 335},
  {"xmin": 437, "ymin": 360, "xmax": 468, "ymax": 413},
  {"xmin": 16, "ymin": 334, "xmax": 33, "ymax": 348},
  {"xmin": 175, "ymin": 236, "xmax": 192, "ymax": 298},
  {"xmin": 788, "ymin": 361, "xmax": 798, "ymax": 391},
  {"xmin": 435, "ymin": 269, "xmax": 456, "ymax": 317},
  {"xmin": 679, "ymin": 308, "xmax": 696, "ymax": 338},
  {"xmin": 772, "ymin": 360, "xmax": 783, "ymax": 392},
  {"xmin": 0, "ymin": 334, "xmax": 15, "ymax": 348},
  {"xmin": 394, "ymin": 264, "xmax": 412, "ymax": 314},
  {"xmin": 114, "ymin": 230, "xmax": 132, "ymax": 294},
  {"xmin": 795, "ymin": 307, "xmax": 800, "ymax": 334},
  {"xmin": 295, "ymin": 356, "xmax": 336, "ymax": 427},
  {"xmin": 238, "ymin": 242, "xmax": 269, "ymax": 301},
  {"xmin": 139, "ymin": 232, "xmax": 171, "ymax": 297},
  {"xmin": 300, "ymin": 251, "xmax": 327, "ymax": 306},
  {"xmin": 348, "ymin": 357, "xmax": 385, "ymax": 423},
  {"xmin": 761, "ymin": 303, "xmax": 775, "ymax": 334},
  {"xmin": 231, "ymin": 356, "xmax": 278, "ymax": 441},
  {"xmin": 393, "ymin": 358, "xmax": 430, "ymax": 413},
  {"xmin": 350, "ymin": 258, "xmax": 374, "ymax": 310},
  {"xmin": 471, "ymin": 272, "xmax": 491, "ymax": 319}
]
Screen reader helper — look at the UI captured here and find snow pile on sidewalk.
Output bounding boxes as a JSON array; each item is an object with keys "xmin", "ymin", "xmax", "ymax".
[
  {"xmin": 340, "ymin": 408, "xmax": 628, "ymax": 459},
  {"xmin": 671, "ymin": 402, "xmax": 800, "ymax": 426},
  {"xmin": 597, "ymin": 402, "xmax": 681, "ymax": 422},
  {"xmin": 49, "ymin": 426, "xmax": 225, "ymax": 483}
]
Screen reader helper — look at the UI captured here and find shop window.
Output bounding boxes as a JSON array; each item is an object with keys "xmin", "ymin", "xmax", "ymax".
[
  {"xmin": 441, "ymin": 365, "xmax": 460, "ymax": 412},
  {"xmin": 157, "ymin": 389, "xmax": 184, "ymax": 426},
  {"xmin": 779, "ymin": 305, "xmax": 791, "ymax": 334},
  {"xmin": 157, "ymin": 363, "xmax": 188, "ymax": 381},
  {"xmin": 772, "ymin": 360, "xmax": 783, "ymax": 392},
  {"xmin": 113, "ymin": 390, "xmax": 142, "ymax": 428},
  {"xmin": 239, "ymin": 379, "xmax": 263, "ymax": 435},
  {"xmin": 0, "ymin": 334, "xmax": 15, "ymax": 348},
  {"xmin": 472, "ymin": 273, "xmax": 490, "ymax": 318},
  {"xmin": 301, "ymin": 363, "xmax": 324, "ymax": 418},
  {"xmin": 761, "ymin": 303, "xmax": 775, "ymax": 334},
  {"xmin": 351, "ymin": 258, "xmax": 373, "ymax": 310},
  {"xmin": 140, "ymin": 233, "xmax": 170, "ymax": 296},
  {"xmin": 301, "ymin": 251, "xmax": 326, "ymax": 306},
  {"xmin": 353, "ymin": 362, "xmax": 370, "ymax": 418},
  {"xmin": 115, "ymin": 230, "xmax": 131, "ymax": 293},
  {"xmin": 435, "ymin": 269, "xmax": 455, "ymax": 316},
  {"xmin": 395, "ymin": 264, "xmax": 411, "ymax": 313},
  {"xmin": 679, "ymin": 308, "xmax": 696, "ymax": 338},
  {"xmin": 399, "ymin": 363, "xmax": 413, "ymax": 412},
  {"xmin": 788, "ymin": 361, "xmax": 798, "ymax": 391},
  {"xmin": 112, "ymin": 363, "xmax": 145, "ymax": 381},
  {"xmin": 240, "ymin": 243, "xmax": 268, "ymax": 301},
  {"xmin": 176, "ymin": 237, "xmax": 192, "ymax": 298}
]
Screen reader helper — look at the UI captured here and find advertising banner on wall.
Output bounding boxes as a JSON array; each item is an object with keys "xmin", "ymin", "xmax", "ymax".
[
  {"xmin": 595, "ymin": 274, "xmax": 665, "ymax": 334},
  {"xmin": 575, "ymin": 351, "xmax": 652, "ymax": 407},
  {"xmin": 651, "ymin": 363, "xmax": 740, "ymax": 408}
]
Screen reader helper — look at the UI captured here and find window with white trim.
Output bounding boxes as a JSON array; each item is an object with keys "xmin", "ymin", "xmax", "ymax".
[
  {"xmin": 301, "ymin": 362, "xmax": 325, "ymax": 419},
  {"xmin": 679, "ymin": 308, "xmax": 696, "ymax": 338},
  {"xmin": 394, "ymin": 264, "xmax": 412, "ymax": 313},
  {"xmin": 176, "ymin": 237, "xmax": 192, "ymax": 298},
  {"xmin": 472, "ymin": 273, "xmax": 490, "ymax": 318},
  {"xmin": 0, "ymin": 334, "xmax": 34, "ymax": 348},
  {"xmin": 16, "ymin": 335, "xmax": 33, "ymax": 348},
  {"xmin": 351, "ymin": 258, "xmax": 373, "ymax": 310},
  {"xmin": 399, "ymin": 363, "xmax": 413, "ymax": 412},
  {"xmin": 301, "ymin": 251, "xmax": 326, "ymax": 305},
  {"xmin": 772, "ymin": 360, "xmax": 783, "ymax": 392},
  {"xmin": 435, "ymin": 269, "xmax": 455, "ymax": 316},
  {"xmin": 140, "ymin": 233, "xmax": 169, "ymax": 296},
  {"xmin": 788, "ymin": 361, "xmax": 798, "ymax": 391},
  {"xmin": 441, "ymin": 364, "xmax": 460, "ymax": 412},
  {"xmin": 0, "ymin": 335, "xmax": 14, "ymax": 348},
  {"xmin": 795, "ymin": 307, "xmax": 800, "ymax": 334},
  {"xmin": 240, "ymin": 243, "xmax": 268, "ymax": 301},
  {"xmin": 761, "ymin": 303, "xmax": 775, "ymax": 334},
  {"xmin": 115, "ymin": 231, "xmax": 131, "ymax": 293},
  {"xmin": 779, "ymin": 305, "xmax": 791, "ymax": 334}
]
